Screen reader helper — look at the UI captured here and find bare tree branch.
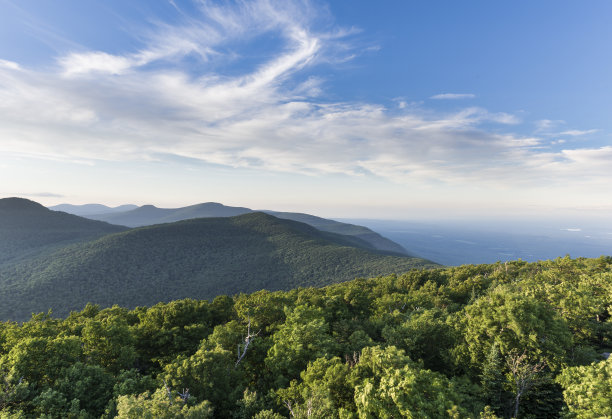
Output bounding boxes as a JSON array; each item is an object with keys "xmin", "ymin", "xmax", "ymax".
[
  {"xmin": 163, "ymin": 379, "xmax": 173, "ymax": 405},
  {"xmin": 506, "ymin": 350, "xmax": 546, "ymax": 418},
  {"xmin": 285, "ymin": 400, "xmax": 296, "ymax": 417},
  {"xmin": 235, "ymin": 318, "xmax": 260, "ymax": 368}
]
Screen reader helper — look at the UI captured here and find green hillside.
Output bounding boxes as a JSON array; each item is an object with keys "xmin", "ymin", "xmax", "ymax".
[
  {"xmin": 0, "ymin": 198, "xmax": 127, "ymax": 266},
  {"xmin": 74, "ymin": 202, "xmax": 410, "ymax": 255},
  {"xmin": 0, "ymin": 257, "xmax": 609, "ymax": 418},
  {"xmin": 0, "ymin": 212, "xmax": 435, "ymax": 321},
  {"xmin": 265, "ymin": 210, "xmax": 409, "ymax": 255}
]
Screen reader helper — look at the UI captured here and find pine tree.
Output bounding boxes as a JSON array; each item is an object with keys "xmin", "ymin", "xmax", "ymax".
[{"xmin": 480, "ymin": 343, "xmax": 506, "ymax": 416}]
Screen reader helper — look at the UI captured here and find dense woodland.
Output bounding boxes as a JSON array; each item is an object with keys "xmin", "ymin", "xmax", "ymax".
[
  {"xmin": 0, "ymin": 199, "xmax": 126, "ymax": 267},
  {"xmin": 54, "ymin": 201, "xmax": 408, "ymax": 256},
  {"xmin": 0, "ymin": 207, "xmax": 433, "ymax": 321},
  {"xmin": 0, "ymin": 256, "xmax": 610, "ymax": 418}
]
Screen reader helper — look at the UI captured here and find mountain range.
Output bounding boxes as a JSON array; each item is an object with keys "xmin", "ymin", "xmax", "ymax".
[
  {"xmin": 1, "ymin": 198, "xmax": 435, "ymax": 320},
  {"xmin": 49, "ymin": 203, "xmax": 139, "ymax": 216},
  {"xmin": 50, "ymin": 202, "xmax": 409, "ymax": 255}
]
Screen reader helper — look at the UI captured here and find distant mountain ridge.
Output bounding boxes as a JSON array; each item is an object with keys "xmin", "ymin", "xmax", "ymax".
[
  {"xmin": 52, "ymin": 202, "xmax": 409, "ymax": 255},
  {"xmin": 49, "ymin": 203, "xmax": 138, "ymax": 216},
  {"xmin": 82, "ymin": 202, "xmax": 252, "ymax": 227},
  {"xmin": 0, "ymin": 211, "xmax": 435, "ymax": 320}
]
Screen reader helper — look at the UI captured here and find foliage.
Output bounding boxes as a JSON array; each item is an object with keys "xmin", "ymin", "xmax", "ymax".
[
  {"xmin": 0, "ymin": 198, "xmax": 125, "ymax": 268},
  {"xmin": 115, "ymin": 388, "xmax": 214, "ymax": 419},
  {"xmin": 556, "ymin": 357, "xmax": 612, "ymax": 418},
  {"xmin": 0, "ymin": 256, "xmax": 609, "ymax": 417},
  {"xmin": 0, "ymin": 212, "xmax": 434, "ymax": 321}
]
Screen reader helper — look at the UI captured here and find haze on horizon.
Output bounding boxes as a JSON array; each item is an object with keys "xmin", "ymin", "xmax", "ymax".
[{"xmin": 1, "ymin": 0, "xmax": 611, "ymax": 221}]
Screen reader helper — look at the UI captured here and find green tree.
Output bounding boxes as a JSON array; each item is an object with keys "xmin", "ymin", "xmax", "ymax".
[
  {"xmin": 557, "ymin": 357, "xmax": 612, "ymax": 418},
  {"xmin": 382, "ymin": 308, "xmax": 455, "ymax": 373},
  {"xmin": 1, "ymin": 335, "xmax": 82, "ymax": 387},
  {"xmin": 163, "ymin": 346, "xmax": 243, "ymax": 417},
  {"xmin": 265, "ymin": 305, "xmax": 338, "ymax": 388},
  {"xmin": 0, "ymin": 375, "xmax": 29, "ymax": 413},
  {"xmin": 134, "ymin": 299, "xmax": 213, "ymax": 368},
  {"xmin": 479, "ymin": 343, "xmax": 508, "ymax": 416},
  {"xmin": 276, "ymin": 357, "xmax": 352, "ymax": 418},
  {"xmin": 452, "ymin": 285, "xmax": 572, "ymax": 373},
  {"xmin": 56, "ymin": 362, "xmax": 113, "ymax": 417},
  {"xmin": 348, "ymin": 346, "xmax": 471, "ymax": 418},
  {"xmin": 81, "ymin": 316, "xmax": 136, "ymax": 373},
  {"xmin": 115, "ymin": 388, "xmax": 214, "ymax": 419}
]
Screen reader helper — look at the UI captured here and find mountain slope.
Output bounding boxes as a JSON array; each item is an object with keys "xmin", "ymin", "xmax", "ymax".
[
  {"xmin": 264, "ymin": 210, "xmax": 409, "ymax": 255},
  {"xmin": 68, "ymin": 202, "xmax": 409, "ymax": 255},
  {"xmin": 0, "ymin": 212, "xmax": 436, "ymax": 320},
  {"xmin": 0, "ymin": 198, "xmax": 127, "ymax": 266}
]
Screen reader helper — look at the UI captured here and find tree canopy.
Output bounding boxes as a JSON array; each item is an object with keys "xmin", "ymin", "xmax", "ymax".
[{"xmin": 0, "ymin": 256, "xmax": 610, "ymax": 418}]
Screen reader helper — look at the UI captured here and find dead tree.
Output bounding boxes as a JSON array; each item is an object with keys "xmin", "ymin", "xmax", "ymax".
[
  {"xmin": 177, "ymin": 388, "xmax": 190, "ymax": 403},
  {"xmin": 163, "ymin": 380, "xmax": 190, "ymax": 405},
  {"xmin": 506, "ymin": 350, "xmax": 546, "ymax": 418},
  {"xmin": 163, "ymin": 380, "xmax": 173, "ymax": 405},
  {"xmin": 345, "ymin": 351, "xmax": 360, "ymax": 368},
  {"xmin": 285, "ymin": 400, "xmax": 296, "ymax": 417},
  {"xmin": 235, "ymin": 318, "xmax": 260, "ymax": 368}
]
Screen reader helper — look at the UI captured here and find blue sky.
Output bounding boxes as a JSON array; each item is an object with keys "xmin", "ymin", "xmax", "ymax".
[{"xmin": 1, "ymin": 0, "xmax": 611, "ymax": 219}]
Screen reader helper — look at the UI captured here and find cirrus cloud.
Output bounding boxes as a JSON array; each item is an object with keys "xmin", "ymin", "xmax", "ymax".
[
  {"xmin": 430, "ymin": 93, "xmax": 476, "ymax": 100},
  {"xmin": 0, "ymin": 0, "xmax": 609, "ymax": 196}
]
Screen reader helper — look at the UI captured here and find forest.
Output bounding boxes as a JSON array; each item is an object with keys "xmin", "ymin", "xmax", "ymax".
[
  {"xmin": 0, "ymin": 256, "xmax": 610, "ymax": 418},
  {"xmin": 0, "ymin": 207, "xmax": 433, "ymax": 321}
]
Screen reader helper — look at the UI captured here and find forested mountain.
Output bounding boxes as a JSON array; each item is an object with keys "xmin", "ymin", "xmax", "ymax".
[
  {"xmin": 265, "ymin": 211, "xmax": 409, "ymax": 255},
  {"xmin": 57, "ymin": 202, "xmax": 409, "ymax": 255},
  {"xmin": 0, "ymin": 198, "xmax": 127, "ymax": 267},
  {"xmin": 0, "ymin": 212, "xmax": 434, "ymax": 321},
  {"xmin": 49, "ymin": 203, "xmax": 138, "ymax": 216},
  {"xmin": 0, "ymin": 257, "xmax": 609, "ymax": 418}
]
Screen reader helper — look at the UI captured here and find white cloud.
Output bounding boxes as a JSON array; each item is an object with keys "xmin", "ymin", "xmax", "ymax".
[
  {"xmin": 535, "ymin": 119, "xmax": 564, "ymax": 132},
  {"xmin": 59, "ymin": 52, "xmax": 134, "ymax": 76},
  {"xmin": 561, "ymin": 146, "xmax": 612, "ymax": 166},
  {"xmin": 535, "ymin": 120, "xmax": 598, "ymax": 138},
  {"xmin": 27, "ymin": 192, "xmax": 65, "ymax": 198},
  {"xmin": 0, "ymin": 59, "xmax": 20, "ymax": 70},
  {"xmin": 559, "ymin": 129, "xmax": 598, "ymax": 136},
  {"xmin": 0, "ymin": 0, "xmax": 609, "ymax": 199},
  {"xmin": 430, "ymin": 93, "xmax": 476, "ymax": 100},
  {"xmin": 488, "ymin": 112, "xmax": 521, "ymax": 125}
]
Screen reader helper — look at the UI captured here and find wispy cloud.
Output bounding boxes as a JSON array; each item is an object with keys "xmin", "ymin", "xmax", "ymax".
[
  {"xmin": 0, "ymin": 59, "xmax": 20, "ymax": 70},
  {"xmin": 59, "ymin": 52, "xmax": 134, "ymax": 76},
  {"xmin": 535, "ymin": 120, "xmax": 598, "ymax": 138},
  {"xmin": 0, "ymin": 0, "xmax": 608, "ymax": 194},
  {"xmin": 535, "ymin": 119, "xmax": 564, "ymax": 132},
  {"xmin": 27, "ymin": 192, "xmax": 65, "ymax": 198},
  {"xmin": 430, "ymin": 93, "xmax": 476, "ymax": 100},
  {"xmin": 559, "ymin": 129, "xmax": 598, "ymax": 136}
]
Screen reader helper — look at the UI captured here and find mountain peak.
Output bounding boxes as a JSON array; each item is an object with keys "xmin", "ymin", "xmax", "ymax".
[{"xmin": 0, "ymin": 197, "xmax": 48, "ymax": 211}]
